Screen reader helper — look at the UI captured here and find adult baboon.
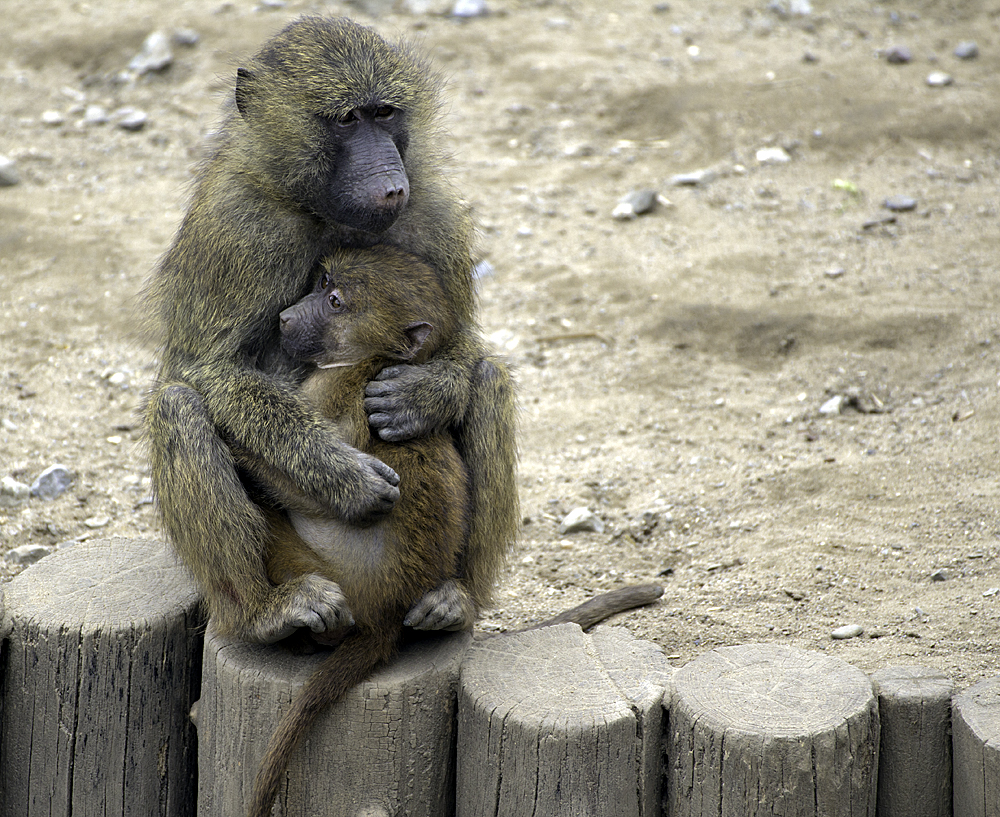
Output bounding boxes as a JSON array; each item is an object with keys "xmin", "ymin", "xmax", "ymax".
[{"xmin": 144, "ymin": 17, "xmax": 517, "ymax": 643}]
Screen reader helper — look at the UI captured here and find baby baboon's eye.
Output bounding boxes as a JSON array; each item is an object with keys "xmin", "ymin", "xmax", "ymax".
[
  {"xmin": 328, "ymin": 291, "xmax": 343, "ymax": 309},
  {"xmin": 319, "ymin": 273, "xmax": 330, "ymax": 289},
  {"xmin": 374, "ymin": 106, "xmax": 395, "ymax": 120}
]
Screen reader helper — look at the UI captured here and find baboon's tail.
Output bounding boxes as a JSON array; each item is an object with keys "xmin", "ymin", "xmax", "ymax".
[
  {"xmin": 247, "ymin": 626, "xmax": 397, "ymax": 817},
  {"xmin": 529, "ymin": 583, "xmax": 664, "ymax": 631}
]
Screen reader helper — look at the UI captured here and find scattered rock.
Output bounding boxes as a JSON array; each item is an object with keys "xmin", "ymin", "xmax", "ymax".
[
  {"xmin": 172, "ymin": 28, "xmax": 201, "ymax": 47},
  {"xmin": 884, "ymin": 195, "xmax": 917, "ymax": 212},
  {"xmin": 128, "ymin": 31, "xmax": 174, "ymax": 75},
  {"xmin": 1, "ymin": 476, "xmax": 31, "ymax": 507},
  {"xmin": 83, "ymin": 105, "xmax": 109, "ymax": 126},
  {"xmin": 612, "ymin": 188, "xmax": 659, "ymax": 220},
  {"xmin": 819, "ymin": 395, "xmax": 844, "ymax": 416},
  {"xmin": 558, "ymin": 507, "xmax": 605, "ymax": 535},
  {"xmin": 755, "ymin": 146, "xmax": 791, "ymax": 165},
  {"xmin": 5, "ymin": 544, "xmax": 53, "ymax": 567},
  {"xmin": 926, "ymin": 71, "xmax": 953, "ymax": 87},
  {"xmin": 823, "ymin": 266, "xmax": 845, "ymax": 279},
  {"xmin": 953, "ymin": 41, "xmax": 978, "ymax": 60},
  {"xmin": 30, "ymin": 464, "xmax": 73, "ymax": 500},
  {"xmin": 767, "ymin": 0, "xmax": 811, "ymax": 17},
  {"xmin": 930, "ymin": 568, "xmax": 949, "ymax": 582},
  {"xmin": 670, "ymin": 168, "xmax": 715, "ymax": 186},
  {"xmin": 41, "ymin": 110, "xmax": 65, "ymax": 127},
  {"xmin": 115, "ymin": 107, "xmax": 149, "ymax": 132},
  {"xmin": 885, "ymin": 45, "xmax": 912, "ymax": 64},
  {"xmin": 0, "ymin": 154, "xmax": 19, "ymax": 186},
  {"xmin": 984, "ymin": 587, "xmax": 999, "ymax": 598},
  {"xmin": 84, "ymin": 515, "xmax": 111, "ymax": 529},
  {"xmin": 831, "ymin": 624, "xmax": 864, "ymax": 640},
  {"xmin": 452, "ymin": 0, "xmax": 488, "ymax": 16}
]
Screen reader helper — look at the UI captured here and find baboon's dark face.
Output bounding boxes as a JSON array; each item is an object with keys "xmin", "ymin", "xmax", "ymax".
[
  {"xmin": 279, "ymin": 258, "xmax": 435, "ymax": 369},
  {"xmin": 314, "ymin": 105, "xmax": 410, "ymax": 234},
  {"xmin": 233, "ymin": 18, "xmax": 432, "ymax": 236},
  {"xmin": 279, "ymin": 271, "xmax": 356, "ymax": 365}
]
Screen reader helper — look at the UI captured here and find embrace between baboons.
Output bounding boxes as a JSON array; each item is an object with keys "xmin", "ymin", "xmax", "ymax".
[
  {"xmin": 144, "ymin": 15, "xmax": 518, "ymax": 644},
  {"xmin": 143, "ymin": 16, "xmax": 662, "ymax": 816}
]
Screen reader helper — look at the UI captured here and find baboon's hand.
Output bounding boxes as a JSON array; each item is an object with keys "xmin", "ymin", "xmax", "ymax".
[
  {"xmin": 404, "ymin": 579, "xmax": 476, "ymax": 631},
  {"xmin": 340, "ymin": 449, "xmax": 400, "ymax": 521},
  {"xmin": 253, "ymin": 575, "xmax": 355, "ymax": 644},
  {"xmin": 365, "ymin": 364, "xmax": 438, "ymax": 442}
]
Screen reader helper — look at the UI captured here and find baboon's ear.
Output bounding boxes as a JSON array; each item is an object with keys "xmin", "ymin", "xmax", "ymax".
[
  {"xmin": 400, "ymin": 322, "xmax": 434, "ymax": 360},
  {"xmin": 235, "ymin": 68, "xmax": 256, "ymax": 119}
]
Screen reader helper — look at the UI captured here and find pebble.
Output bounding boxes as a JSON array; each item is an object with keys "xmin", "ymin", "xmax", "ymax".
[
  {"xmin": 128, "ymin": 31, "xmax": 173, "ymax": 75},
  {"xmin": 5, "ymin": 544, "xmax": 53, "ymax": 568},
  {"xmin": 558, "ymin": 507, "xmax": 605, "ymax": 535},
  {"xmin": 41, "ymin": 110, "xmax": 65, "ymax": 127},
  {"xmin": 115, "ymin": 107, "xmax": 149, "ymax": 132},
  {"xmin": 0, "ymin": 154, "xmax": 19, "ymax": 186},
  {"xmin": 885, "ymin": 45, "xmax": 912, "ymax": 64},
  {"xmin": 930, "ymin": 568, "xmax": 949, "ymax": 581},
  {"xmin": 755, "ymin": 147, "xmax": 790, "ymax": 165},
  {"xmin": 984, "ymin": 587, "xmax": 999, "ymax": 597},
  {"xmin": 612, "ymin": 188, "xmax": 659, "ymax": 220},
  {"xmin": 926, "ymin": 71, "xmax": 953, "ymax": 87},
  {"xmin": 84, "ymin": 515, "xmax": 111, "ymax": 529},
  {"xmin": 884, "ymin": 195, "xmax": 917, "ymax": 212},
  {"xmin": 953, "ymin": 41, "xmax": 978, "ymax": 60},
  {"xmin": 670, "ymin": 168, "xmax": 715, "ymax": 186},
  {"xmin": 172, "ymin": 28, "xmax": 201, "ymax": 47},
  {"xmin": 823, "ymin": 266, "xmax": 846, "ymax": 279},
  {"xmin": 831, "ymin": 624, "xmax": 864, "ymax": 640},
  {"xmin": 1, "ymin": 476, "xmax": 31, "ymax": 507},
  {"xmin": 83, "ymin": 105, "xmax": 109, "ymax": 126},
  {"xmin": 452, "ymin": 0, "xmax": 487, "ymax": 16},
  {"xmin": 30, "ymin": 464, "xmax": 73, "ymax": 500},
  {"xmin": 819, "ymin": 395, "xmax": 844, "ymax": 415}
]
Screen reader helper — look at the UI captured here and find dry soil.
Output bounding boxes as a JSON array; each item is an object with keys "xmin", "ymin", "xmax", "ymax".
[{"xmin": 1, "ymin": 0, "xmax": 998, "ymax": 688}]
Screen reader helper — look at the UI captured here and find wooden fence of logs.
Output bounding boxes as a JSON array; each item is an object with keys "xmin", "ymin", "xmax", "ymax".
[{"xmin": 1, "ymin": 538, "xmax": 997, "ymax": 816}]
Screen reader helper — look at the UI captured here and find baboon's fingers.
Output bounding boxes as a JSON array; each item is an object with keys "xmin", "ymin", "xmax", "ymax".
[
  {"xmin": 365, "ymin": 364, "xmax": 436, "ymax": 442},
  {"xmin": 404, "ymin": 580, "xmax": 475, "ymax": 631},
  {"xmin": 254, "ymin": 576, "xmax": 355, "ymax": 643}
]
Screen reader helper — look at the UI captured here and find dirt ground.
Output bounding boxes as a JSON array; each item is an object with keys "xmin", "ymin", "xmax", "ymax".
[{"xmin": 1, "ymin": 0, "xmax": 998, "ymax": 689}]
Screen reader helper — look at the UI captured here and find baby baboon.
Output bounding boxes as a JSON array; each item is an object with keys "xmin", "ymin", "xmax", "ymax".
[
  {"xmin": 243, "ymin": 248, "xmax": 664, "ymax": 817},
  {"xmin": 143, "ymin": 16, "xmax": 518, "ymax": 644},
  {"xmin": 244, "ymin": 246, "xmax": 469, "ymax": 817}
]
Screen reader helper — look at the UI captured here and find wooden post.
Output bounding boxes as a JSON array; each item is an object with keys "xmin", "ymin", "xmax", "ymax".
[
  {"xmin": 457, "ymin": 623, "xmax": 672, "ymax": 817},
  {"xmin": 871, "ymin": 666, "xmax": 953, "ymax": 817},
  {"xmin": 667, "ymin": 643, "xmax": 879, "ymax": 817},
  {"xmin": 0, "ymin": 537, "xmax": 204, "ymax": 817},
  {"xmin": 952, "ymin": 674, "xmax": 1000, "ymax": 817},
  {"xmin": 197, "ymin": 626, "xmax": 471, "ymax": 817}
]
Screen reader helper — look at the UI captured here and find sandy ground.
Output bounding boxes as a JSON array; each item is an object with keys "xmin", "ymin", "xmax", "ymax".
[{"xmin": 1, "ymin": 0, "xmax": 998, "ymax": 688}]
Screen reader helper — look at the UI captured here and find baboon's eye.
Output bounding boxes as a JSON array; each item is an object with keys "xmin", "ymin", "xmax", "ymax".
[
  {"xmin": 336, "ymin": 110, "xmax": 360, "ymax": 127},
  {"xmin": 319, "ymin": 273, "xmax": 330, "ymax": 289},
  {"xmin": 373, "ymin": 106, "xmax": 395, "ymax": 120},
  {"xmin": 328, "ymin": 291, "xmax": 343, "ymax": 309}
]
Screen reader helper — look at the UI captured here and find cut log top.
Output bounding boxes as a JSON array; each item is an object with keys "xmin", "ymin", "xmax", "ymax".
[
  {"xmin": 1, "ymin": 537, "xmax": 200, "ymax": 632},
  {"xmin": 872, "ymin": 665, "xmax": 955, "ymax": 700},
  {"xmin": 672, "ymin": 642, "xmax": 875, "ymax": 736},
  {"xmin": 464, "ymin": 623, "xmax": 672, "ymax": 720}
]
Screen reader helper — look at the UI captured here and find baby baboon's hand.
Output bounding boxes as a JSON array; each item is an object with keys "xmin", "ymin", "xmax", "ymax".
[
  {"xmin": 404, "ymin": 579, "xmax": 476, "ymax": 632},
  {"xmin": 253, "ymin": 575, "xmax": 355, "ymax": 644}
]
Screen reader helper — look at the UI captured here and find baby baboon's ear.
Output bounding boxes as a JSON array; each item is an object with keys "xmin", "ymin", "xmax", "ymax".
[{"xmin": 400, "ymin": 322, "xmax": 434, "ymax": 360}]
